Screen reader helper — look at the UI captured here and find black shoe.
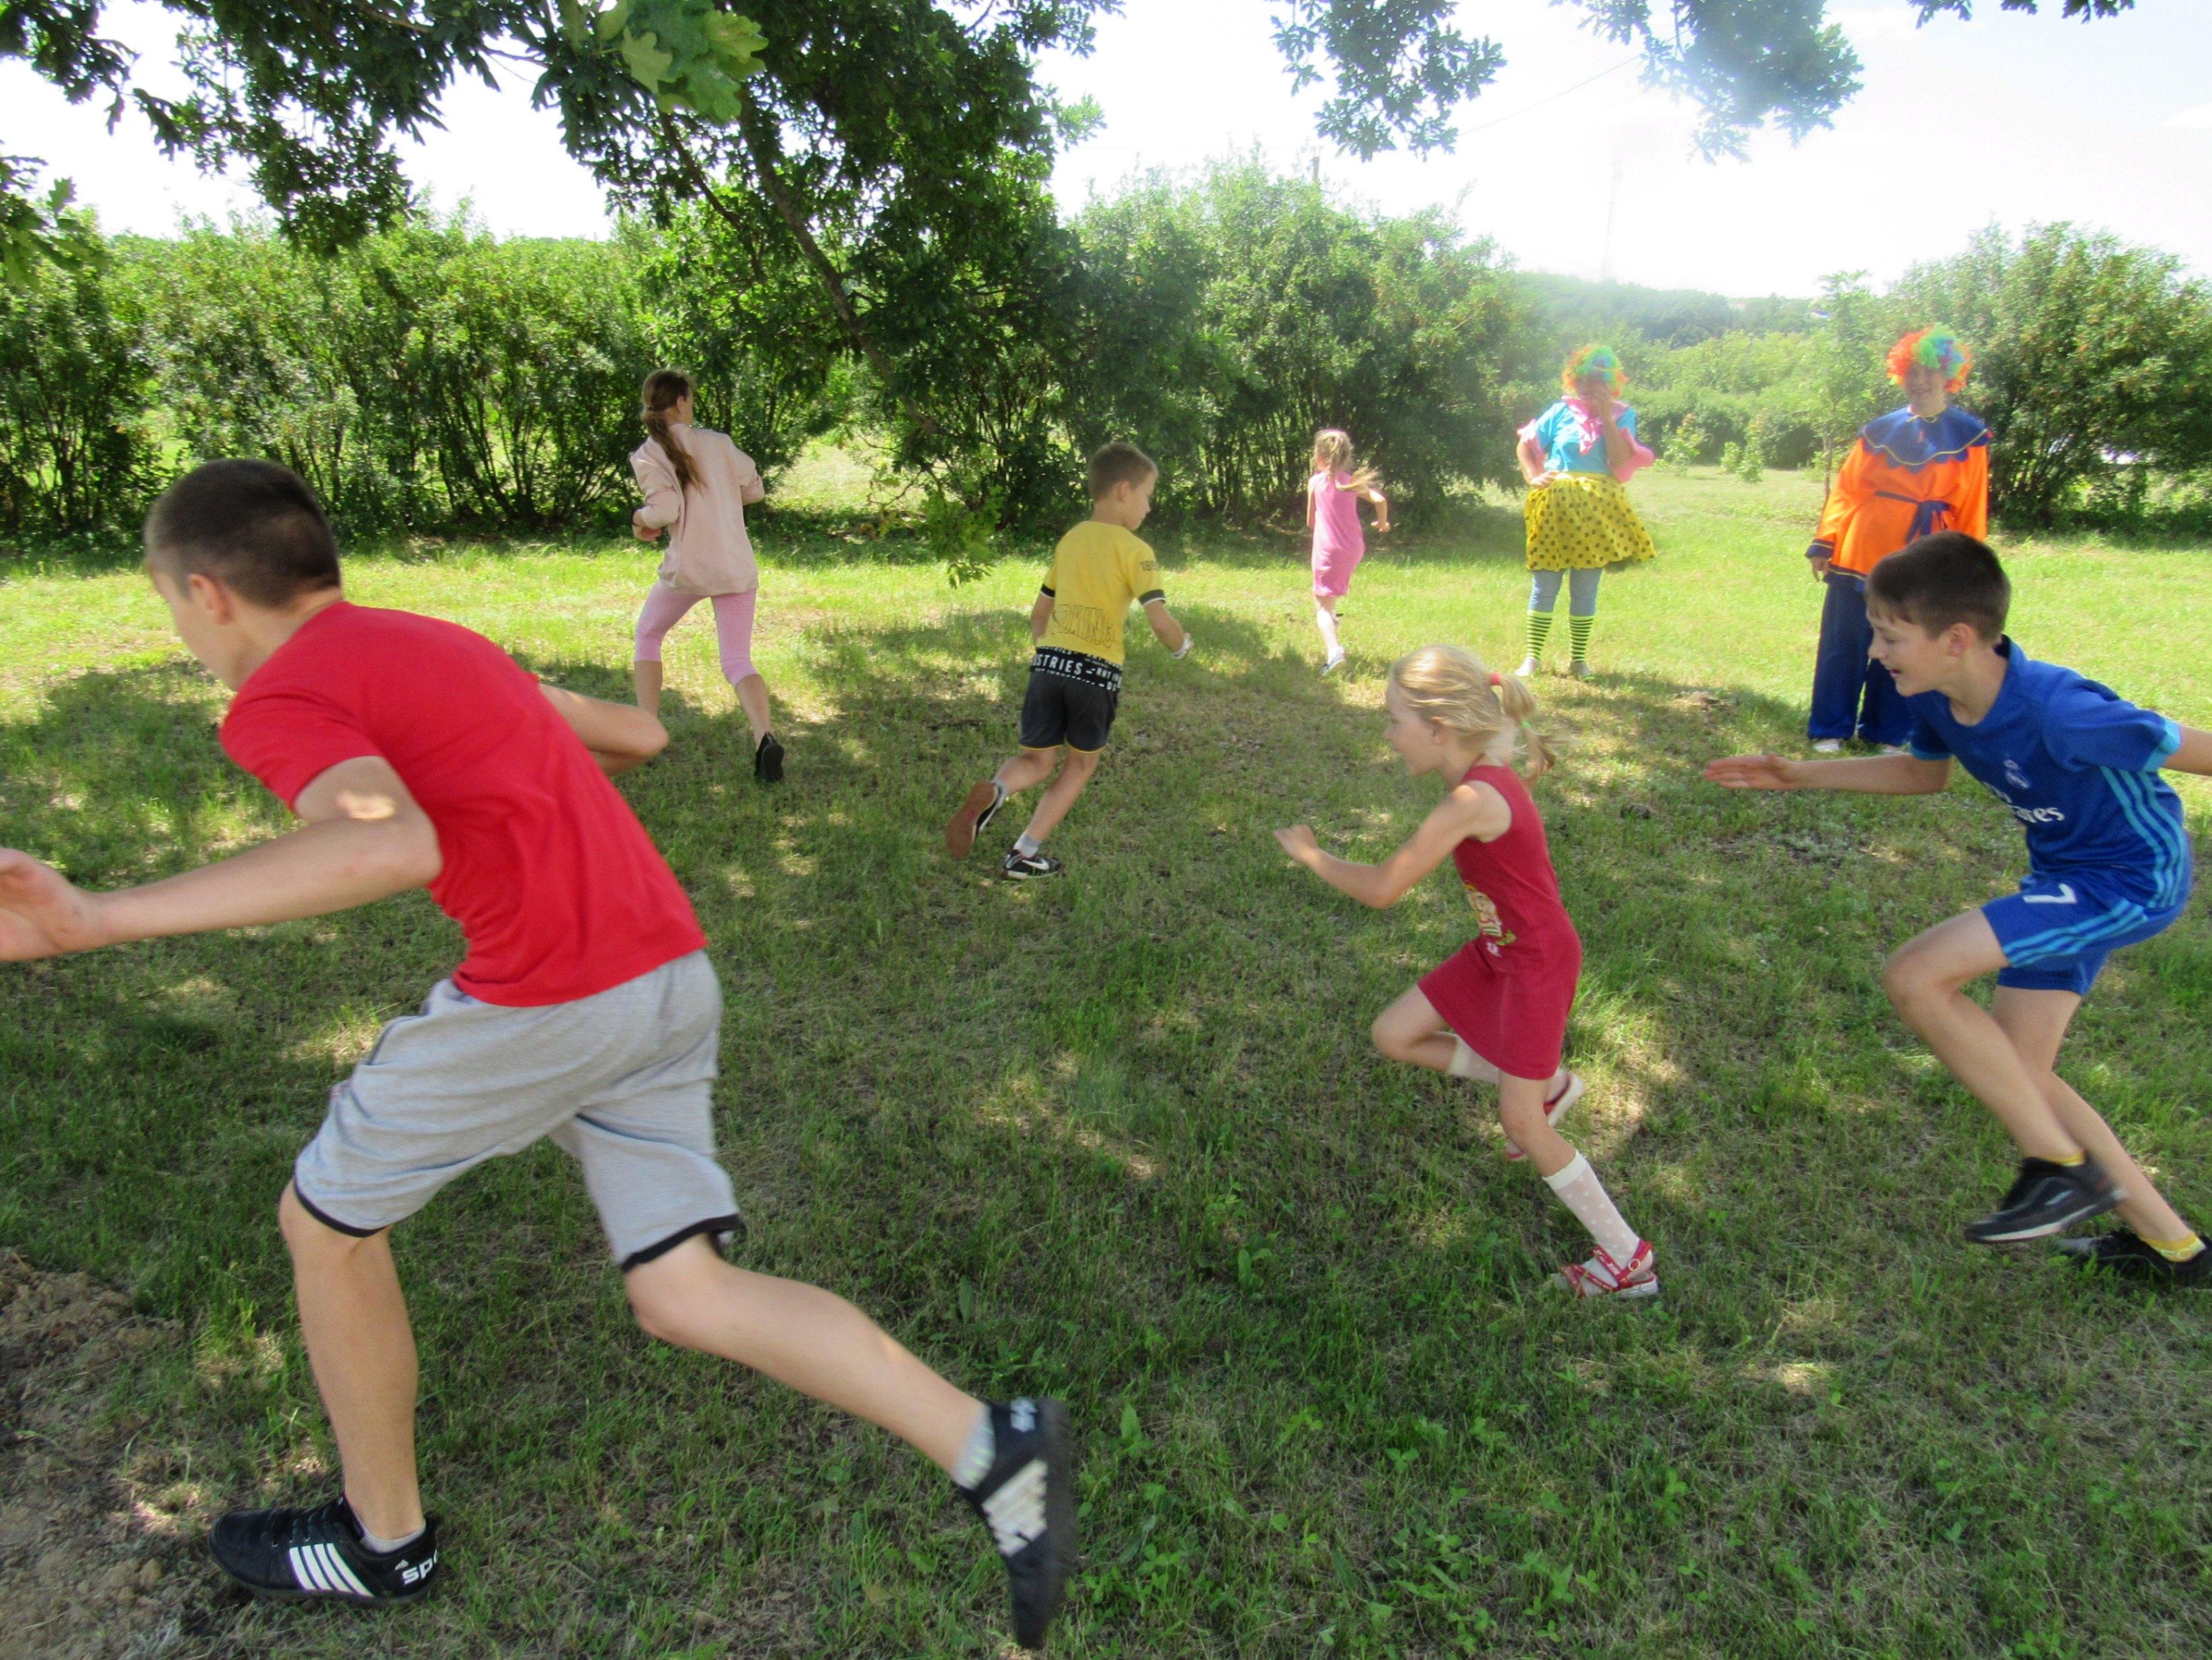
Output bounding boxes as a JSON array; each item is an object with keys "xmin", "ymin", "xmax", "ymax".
[
  {"xmin": 945, "ymin": 781, "xmax": 1003, "ymax": 859},
  {"xmin": 1964, "ymin": 1156, "xmax": 2122, "ymax": 1244},
  {"xmin": 2056, "ymin": 1226, "xmax": 2211, "ymax": 1288},
  {"xmin": 960, "ymin": 1398, "xmax": 1075, "ymax": 1651},
  {"xmin": 754, "ymin": 732, "xmax": 784, "ymax": 784},
  {"xmin": 208, "ymin": 1497, "xmax": 440, "ymax": 1605},
  {"xmin": 1001, "ymin": 847, "xmax": 1063, "ymax": 880}
]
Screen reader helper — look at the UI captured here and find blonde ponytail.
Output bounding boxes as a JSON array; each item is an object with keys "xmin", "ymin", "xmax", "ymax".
[
  {"xmin": 1388, "ymin": 644, "xmax": 1561, "ymax": 779},
  {"xmin": 1311, "ymin": 427, "xmax": 1381, "ymax": 492}
]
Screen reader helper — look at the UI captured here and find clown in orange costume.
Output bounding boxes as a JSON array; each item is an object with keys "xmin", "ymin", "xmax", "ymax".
[{"xmin": 1805, "ymin": 329, "xmax": 1990, "ymax": 750}]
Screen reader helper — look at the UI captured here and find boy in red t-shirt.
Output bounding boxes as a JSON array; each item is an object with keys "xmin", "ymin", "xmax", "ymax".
[{"xmin": 0, "ymin": 462, "xmax": 1073, "ymax": 1649}]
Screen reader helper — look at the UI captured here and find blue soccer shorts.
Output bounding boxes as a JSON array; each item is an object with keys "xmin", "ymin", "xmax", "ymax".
[{"xmin": 1984, "ymin": 871, "xmax": 2186, "ymax": 998}]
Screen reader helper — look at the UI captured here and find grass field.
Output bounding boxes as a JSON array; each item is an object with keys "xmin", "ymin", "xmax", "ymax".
[{"xmin": 2, "ymin": 467, "xmax": 2209, "ymax": 1658}]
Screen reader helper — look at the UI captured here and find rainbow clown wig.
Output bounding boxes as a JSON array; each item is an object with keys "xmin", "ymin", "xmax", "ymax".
[
  {"xmin": 1561, "ymin": 344, "xmax": 1625, "ymax": 395},
  {"xmin": 1886, "ymin": 328, "xmax": 1973, "ymax": 393}
]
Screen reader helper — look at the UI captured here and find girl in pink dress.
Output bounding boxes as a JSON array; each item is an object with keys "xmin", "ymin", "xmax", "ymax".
[
  {"xmin": 1273, "ymin": 644, "xmax": 1657, "ymax": 1298},
  {"xmin": 1305, "ymin": 429, "xmax": 1390, "ymax": 672}
]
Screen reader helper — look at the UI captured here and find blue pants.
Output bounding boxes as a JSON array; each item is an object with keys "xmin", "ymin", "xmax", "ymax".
[
  {"xmin": 1528, "ymin": 567, "xmax": 1602, "ymax": 615},
  {"xmin": 1809, "ymin": 574, "xmax": 1910, "ymax": 745}
]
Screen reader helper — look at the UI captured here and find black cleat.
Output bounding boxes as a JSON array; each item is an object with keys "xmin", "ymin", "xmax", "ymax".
[
  {"xmin": 208, "ymin": 1497, "xmax": 440, "ymax": 1606},
  {"xmin": 1002, "ymin": 848, "xmax": 1063, "ymax": 881},
  {"xmin": 945, "ymin": 781, "xmax": 1003, "ymax": 859},
  {"xmin": 754, "ymin": 731, "xmax": 785, "ymax": 784},
  {"xmin": 2056, "ymin": 1227, "xmax": 2211, "ymax": 1288},
  {"xmin": 1965, "ymin": 1156, "xmax": 2121, "ymax": 1244},
  {"xmin": 960, "ymin": 1398, "xmax": 1076, "ymax": 1651}
]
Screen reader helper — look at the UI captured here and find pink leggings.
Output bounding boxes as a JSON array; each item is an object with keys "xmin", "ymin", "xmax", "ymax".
[{"xmin": 633, "ymin": 582, "xmax": 759, "ymax": 684}]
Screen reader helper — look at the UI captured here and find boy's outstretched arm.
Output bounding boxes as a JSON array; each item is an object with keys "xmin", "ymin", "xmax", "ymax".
[
  {"xmin": 1143, "ymin": 598, "xmax": 1190, "ymax": 658},
  {"xmin": 0, "ymin": 756, "xmax": 441, "ymax": 962},
  {"xmin": 2162, "ymin": 723, "xmax": 2212, "ymax": 775},
  {"xmin": 1704, "ymin": 751, "xmax": 1950, "ymax": 795},
  {"xmin": 1275, "ymin": 784, "xmax": 1500, "ymax": 908},
  {"xmin": 540, "ymin": 681, "xmax": 667, "ymax": 776}
]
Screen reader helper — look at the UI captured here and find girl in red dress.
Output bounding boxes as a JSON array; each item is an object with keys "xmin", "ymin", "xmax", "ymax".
[{"xmin": 1274, "ymin": 644, "xmax": 1657, "ymax": 1298}]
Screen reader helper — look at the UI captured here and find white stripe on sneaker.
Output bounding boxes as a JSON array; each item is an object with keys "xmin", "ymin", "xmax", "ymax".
[
  {"xmin": 289, "ymin": 1544, "xmax": 331, "ymax": 1592},
  {"xmin": 319, "ymin": 1542, "xmax": 373, "ymax": 1598},
  {"xmin": 980, "ymin": 1458, "xmax": 1049, "ymax": 1556}
]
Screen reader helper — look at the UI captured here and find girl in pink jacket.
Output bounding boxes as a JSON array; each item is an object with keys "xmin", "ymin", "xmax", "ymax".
[{"xmin": 629, "ymin": 369, "xmax": 782, "ymax": 783}]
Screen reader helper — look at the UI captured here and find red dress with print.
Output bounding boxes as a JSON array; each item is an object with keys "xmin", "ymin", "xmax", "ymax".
[{"xmin": 1417, "ymin": 763, "xmax": 1582, "ymax": 1079}]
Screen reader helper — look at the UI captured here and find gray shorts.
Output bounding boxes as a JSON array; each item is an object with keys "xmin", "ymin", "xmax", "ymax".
[{"xmin": 292, "ymin": 951, "xmax": 741, "ymax": 1271}]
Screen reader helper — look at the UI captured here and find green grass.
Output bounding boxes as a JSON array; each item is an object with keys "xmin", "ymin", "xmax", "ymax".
[{"xmin": 3, "ymin": 467, "xmax": 2209, "ymax": 1657}]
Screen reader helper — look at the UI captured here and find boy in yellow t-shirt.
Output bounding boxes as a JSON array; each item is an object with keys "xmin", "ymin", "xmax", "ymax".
[{"xmin": 944, "ymin": 442, "xmax": 1191, "ymax": 878}]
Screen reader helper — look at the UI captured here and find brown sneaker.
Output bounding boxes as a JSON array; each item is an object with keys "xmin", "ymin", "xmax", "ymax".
[{"xmin": 945, "ymin": 780, "xmax": 1003, "ymax": 859}]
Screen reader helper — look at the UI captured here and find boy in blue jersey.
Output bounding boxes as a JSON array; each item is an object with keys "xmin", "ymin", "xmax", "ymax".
[{"xmin": 1708, "ymin": 533, "xmax": 2210, "ymax": 1283}]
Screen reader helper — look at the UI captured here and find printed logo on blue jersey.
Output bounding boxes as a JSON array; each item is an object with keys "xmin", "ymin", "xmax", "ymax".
[{"xmin": 2004, "ymin": 757, "xmax": 2031, "ymax": 791}]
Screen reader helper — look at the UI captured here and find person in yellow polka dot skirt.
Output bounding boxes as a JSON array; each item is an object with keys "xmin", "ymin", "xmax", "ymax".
[{"xmin": 1514, "ymin": 346, "xmax": 1656, "ymax": 679}]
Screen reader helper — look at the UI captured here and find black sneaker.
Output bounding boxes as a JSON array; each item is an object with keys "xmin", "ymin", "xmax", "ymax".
[
  {"xmin": 945, "ymin": 780, "xmax": 1003, "ymax": 859},
  {"xmin": 2056, "ymin": 1227, "xmax": 2211, "ymax": 1288},
  {"xmin": 208, "ymin": 1497, "xmax": 440, "ymax": 1605},
  {"xmin": 1002, "ymin": 847, "xmax": 1063, "ymax": 880},
  {"xmin": 754, "ymin": 732, "xmax": 784, "ymax": 784},
  {"xmin": 960, "ymin": 1397, "xmax": 1075, "ymax": 1651},
  {"xmin": 1964, "ymin": 1156, "xmax": 2122, "ymax": 1244}
]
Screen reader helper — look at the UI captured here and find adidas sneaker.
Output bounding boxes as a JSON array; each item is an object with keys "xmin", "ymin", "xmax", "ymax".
[
  {"xmin": 960, "ymin": 1397, "xmax": 1075, "ymax": 1651},
  {"xmin": 208, "ymin": 1497, "xmax": 439, "ymax": 1606}
]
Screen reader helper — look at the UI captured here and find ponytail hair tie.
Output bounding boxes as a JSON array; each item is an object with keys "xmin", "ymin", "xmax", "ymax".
[{"xmin": 1489, "ymin": 671, "xmax": 1502, "ymax": 687}]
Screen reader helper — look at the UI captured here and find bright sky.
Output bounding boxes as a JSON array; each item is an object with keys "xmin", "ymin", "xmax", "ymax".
[{"xmin": 7, "ymin": 1, "xmax": 2208, "ymax": 296}]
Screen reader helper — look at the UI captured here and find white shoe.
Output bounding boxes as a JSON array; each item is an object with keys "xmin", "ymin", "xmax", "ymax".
[
  {"xmin": 1514, "ymin": 657, "xmax": 1540, "ymax": 678},
  {"xmin": 1323, "ymin": 650, "xmax": 1347, "ymax": 674},
  {"xmin": 1567, "ymin": 660, "xmax": 1594, "ymax": 680},
  {"xmin": 1876, "ymin": 744, "xmax": 1910, "ymax": 756},
  {"xmin": 1811, "ymin": 738, "xmax": 1842, "ymax": 754}
]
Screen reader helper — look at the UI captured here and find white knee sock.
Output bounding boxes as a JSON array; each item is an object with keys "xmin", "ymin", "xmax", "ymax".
[
  {"xmin": 1315, "ymin": 604, "xmax": 1343, "ymax": 656},
  {"xmin": 1542, "ymin": 1152, "xmax": 1642, "ymax": 1261},
  {"xmin": 1448, "ymin": 1039, "xmax": 1500, "ymax": 1082}
]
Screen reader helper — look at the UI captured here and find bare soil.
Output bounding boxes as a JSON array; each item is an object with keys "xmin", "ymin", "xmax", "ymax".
[{"xmin": 0, "ymin": 1251, "xmax": 202, "ymax": 1660}]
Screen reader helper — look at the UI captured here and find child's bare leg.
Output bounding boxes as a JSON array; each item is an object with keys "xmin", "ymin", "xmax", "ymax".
[
  {"xmin": 993, "ymin": 745, "xmax": 1060, "ymax": 797},
  {"xmin": 278, "ymin": 1185, "xmax": 423, "ymax": 1542},
  {"xmin": 625, "ymin": 1237, "xmax": 980, "ymax": 1474},
  {"xmin": 1370, "ymin": 987, "xmax": 1464, "ymax": 1074},
  {"xmin": 1018, "ymin": 746, "xmax": 1100, "ymax": 847},
  {"xmin": 1315, "ymin": 594, "xmax": 1343, "ymax": 658},
  {"xmin": 1372, "ymin": 988, "xmax": 1570, "ymax": 1093},
  {"xmin": 733, "ymin": 672, "xmax": 772, "ymax": 746},
  {"xmin": 1992, "ymin": 986, "xmax": 2192, "ymax": 1240},
  {"xmin": 1882, "ymin": 912, "xmax": 2080, "ymax": 1162},
  {"xmin": 632, "ymin": 658, "xmax": 664, "ymax": 719},
  {"xmin": 1497, "ymin": 1074, "xmax": 1575, "ymax": 1178}
]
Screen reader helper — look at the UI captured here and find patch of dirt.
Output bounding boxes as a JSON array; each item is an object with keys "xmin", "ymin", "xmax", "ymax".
[{"xmin": 0, "ymin": 1251, "xmax": 195, "ymax": 1660}]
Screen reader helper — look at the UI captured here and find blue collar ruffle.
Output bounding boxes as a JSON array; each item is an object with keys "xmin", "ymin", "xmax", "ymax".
[{"xmin": 1861, "ymin": 405, "xmax": 1990, "ymax": 471}]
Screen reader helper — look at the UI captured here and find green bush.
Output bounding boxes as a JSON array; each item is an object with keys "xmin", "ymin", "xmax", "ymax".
[
  {"xmin": 1894, "ymin": 224, "xmax": 2212, "ymax": 526},
  {"xmin": 0, "ymin": 231, "xmax": 157, "ymax": 533},
  {"xmin": 1066, "ymin": 163, "xmax": 1532, "ymax": 526}
]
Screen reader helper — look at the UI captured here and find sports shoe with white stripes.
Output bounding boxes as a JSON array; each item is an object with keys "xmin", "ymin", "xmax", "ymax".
[
  {"xmin": 208, "ymin": 1497, "xmax": 439, "ymax": 1606},
  {"xmin": 959, "ymin": 1397, "xmax": 1075, "ymax": 1651}
]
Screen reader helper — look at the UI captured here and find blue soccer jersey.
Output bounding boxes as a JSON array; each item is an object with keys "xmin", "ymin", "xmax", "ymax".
[{"xmin": 1906, "ymin": 640, "xmax": 2190, "ymax": 908}]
